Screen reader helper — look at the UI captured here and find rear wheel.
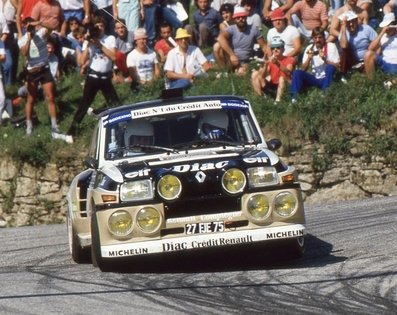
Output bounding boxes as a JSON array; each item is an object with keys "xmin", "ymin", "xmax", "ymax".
[{"xmin": 67, "ymin": 215, "xmax": 90, "ymax": 263}]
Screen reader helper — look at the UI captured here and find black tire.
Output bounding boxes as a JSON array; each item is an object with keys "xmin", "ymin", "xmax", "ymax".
[
  {"xmin": 67, "ymin": 216, "xmax": 90, "ymax": 264},
  {"xmin": 91, "ymin": 210, "xmax": 113, "ymax": 272},
  {"xmin": 283, "ymin": 236, "xmax": 306, "ymax": 259}
]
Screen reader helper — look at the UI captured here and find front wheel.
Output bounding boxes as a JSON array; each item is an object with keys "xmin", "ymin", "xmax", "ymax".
[
  {"xmin": 91, "ymin": 211, "xmax": 113, "ymax": 272},
  {"xmin": 283, "ymin": 236, "xmax": 306, "ymax": 259}
]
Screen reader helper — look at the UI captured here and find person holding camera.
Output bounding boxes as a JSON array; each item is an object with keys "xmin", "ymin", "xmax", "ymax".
[
  {"xmin": 67, "ymin": 16, "xmax": 119, "ymax": 137},
  {"xmin": 364, "ymin": 12, "xmax": 397, "ymax": 80},
  {"xmin": 18, "ymin": 17, "xmax": 69, "ymax": 141},
  {"xmin": 290, "ymin": 27, "xmax": 340, "ymax": 103},
  {"xmin": 251, "ymin": 37, "xmax": 296, "ymax": 102}
]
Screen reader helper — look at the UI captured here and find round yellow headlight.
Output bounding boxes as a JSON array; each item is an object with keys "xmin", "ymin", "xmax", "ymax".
[
  {"xmin": 247, "ymin": 194, "xmax": 271, "ymax": 220},
  {"xmin": 222, "ymin": 168, "xmax": 246, "ymax": 194},
  {"xmin": 136, "ymin": 207, "xmax": 161, "ymax": 233},
  {"xmin": 274, "ymin": 192, "xmax": 297, "ymax": 217},
  {"xmin": 108, "ymin": 210, "xmax": 133, "ymax": 237},
  {"xmin": 157, "ymin": 174, "xmax": 182, "ymax": 200}
]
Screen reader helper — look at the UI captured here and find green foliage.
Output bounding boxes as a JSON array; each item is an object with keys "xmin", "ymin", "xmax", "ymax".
[
  {"xmin": 2, "ymin": 64, "xmax": 397, "ymax": 168},
  {"xmin": 366, "ymin": 134, "xmax": 397, "ymax": 166},
  {"xmin": 312, "ymin": 151, "xmax": 332, "ymax": 173}
]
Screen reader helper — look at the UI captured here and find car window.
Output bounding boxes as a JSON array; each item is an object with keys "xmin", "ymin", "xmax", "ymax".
[{"xmin": 103, "ymin": 106, "xmax": 261, "ymax": 160}]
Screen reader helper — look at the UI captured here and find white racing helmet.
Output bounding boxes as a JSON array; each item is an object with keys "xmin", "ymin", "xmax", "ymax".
[
  {"xmin": 124, "ymin": 119, "xmax": 154, "ymax": 146},
  {"xmin": 198, "ymin": 110, "xmax": 229, "ymax": 140}
]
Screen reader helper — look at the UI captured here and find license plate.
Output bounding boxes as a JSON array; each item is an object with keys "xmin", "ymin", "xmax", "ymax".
[{"xmin": 185, "ymin": 221, "xmax": 224, "ymax": 235}]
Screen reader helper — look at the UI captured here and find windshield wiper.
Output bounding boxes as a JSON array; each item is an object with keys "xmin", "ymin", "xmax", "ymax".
[
  {"xmin": 109, "ymin": 144, "xmax": 179, "ymax": 156},
  {"xmin": 173, "ymin": 139, "xmax": 244, "ymax": 150}
]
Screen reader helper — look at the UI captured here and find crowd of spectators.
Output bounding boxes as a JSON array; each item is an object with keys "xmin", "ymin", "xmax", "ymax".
[{"xmin": 1, "ymin": 0, "xmax": 397, "ymax": 142}]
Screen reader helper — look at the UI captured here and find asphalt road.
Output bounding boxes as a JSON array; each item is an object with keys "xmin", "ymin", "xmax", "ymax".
[{"xmin": 0, "ymin": 196, "xmax": 396, "ymax": 315}]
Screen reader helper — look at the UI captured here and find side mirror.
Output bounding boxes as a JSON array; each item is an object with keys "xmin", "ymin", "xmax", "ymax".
[
  {"xmin": 267, "ymin": 138, "xmax": 282, "ymax": 151},
  {"xmin": 85, "ymin": 156, "xmax": 98, "ymax": 169}
]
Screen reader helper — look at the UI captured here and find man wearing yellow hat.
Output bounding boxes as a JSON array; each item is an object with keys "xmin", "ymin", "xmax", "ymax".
[{"xmin": 163, "ymin": 28, "xmax": 211, "ymax": 89}]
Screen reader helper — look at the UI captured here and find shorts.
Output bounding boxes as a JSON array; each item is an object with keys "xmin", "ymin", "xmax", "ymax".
[
  {"xmin": 375, "ymin": 56, "xmax": 397, "ymax": 74},
  {"xmin": 26, "ymin": 66, "xmax": 54, "ymax": 85},
  {"xmin": 262, "ymin": 81, "xmax": 278, "ymax": 98}
]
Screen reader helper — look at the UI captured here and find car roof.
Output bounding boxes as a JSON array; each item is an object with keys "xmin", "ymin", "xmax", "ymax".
[{"xmin": 98, "ymin": 93, "xmax": 250, "ymax": 118}]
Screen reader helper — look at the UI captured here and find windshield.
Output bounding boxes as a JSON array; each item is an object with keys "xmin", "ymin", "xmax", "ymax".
[{"xmin": 104, "ymin": 105, "xmax": 262, "ymax": 160}]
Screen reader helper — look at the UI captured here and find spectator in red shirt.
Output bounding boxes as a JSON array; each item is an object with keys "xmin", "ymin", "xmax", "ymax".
[
  {"xmin": 154, "ymin": 22, "xmax": 177, "ymax": 66},
  {"xmin": 251, "ymin": 37, "xmax": 296, "ymax": 102},
  {"xmin": 16, "ymin": 0, "xmax": 41, "ymax": 38}
]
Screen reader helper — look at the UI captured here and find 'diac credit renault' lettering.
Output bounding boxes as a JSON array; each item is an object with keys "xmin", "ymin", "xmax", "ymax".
[{"xmin": 66, "ymin": 89, "xmax": 306, "ymax": 272}]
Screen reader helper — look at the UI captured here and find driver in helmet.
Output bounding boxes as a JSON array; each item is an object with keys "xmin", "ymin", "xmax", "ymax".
[
  {"xmin": 124, "ymin": 119, "xmax": 154, "ymax": 146},
  {"xmin": 198, "ymin": 110, "xmax": 229, "ymax": 140}
]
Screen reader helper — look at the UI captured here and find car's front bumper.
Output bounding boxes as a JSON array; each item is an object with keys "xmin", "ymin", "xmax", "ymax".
[{"xmin": 100, "ymin": 224, "xmax": 305, "ymax": 258}]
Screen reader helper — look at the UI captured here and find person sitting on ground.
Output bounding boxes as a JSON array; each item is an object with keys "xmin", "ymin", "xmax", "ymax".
[
  {"xmin": 215, "ymin": 6, "xmax": 267, "ymax": 75},
  {"xmin": 290, "ymin": 27, "xmax": 340, "ymax": 102},
  {"xmin": 285, "ymin": 0, "xmax": 328, "ymax": 41},
  {"xmin": 242, "ymin": 0, "xmax": 262, "ymax": 31},
  {"xmin": 127, "ymin": 28, "xmax": 160, "ymax": 90},
  {"xmin": 364, "ymin": 12, "xmax": 397, "ymax": 80},
  {"xmin": 266, "ymin": 8, "xmax": 301, "ymax": 59},
  {"xmin": 163, "ymin": 28, "xmax": 211, "ymax": 90},
  {"xmin": 338, "ymin": 10, "xmax": 377, "ymax": 75},
  {"xmin": 328, "ymin": 0, "xmax": 369, "ymax": 42},
  {"xmin": 211, "ymin": 0, "xmax": 238, "ymax": 11},
  {"xmin": 154, "ymin": 22, "xmax": 177, "ymax": 66},
  {"xmin": 262, "ymin": 0, "xmax": 294, "ymax": 25},
  {"xmin": 219, "ymin": 3, "xmax": 235, "ymax": 32},
  {"xmin": 251, "ymin": 37, "xmax": 296, "ymax": 102},
  {"xmin": 113, "ymin": 19, "xmax": 134, "ymax": 83},
  {"xmin": 188, "ymin": 0, "xmax": 222, "ymax": 49}
]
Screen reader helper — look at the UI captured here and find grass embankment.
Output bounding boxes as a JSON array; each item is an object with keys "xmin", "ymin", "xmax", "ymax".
[{"xmin": 1, "ymin": 64, "xmax": 397, "ymax": 168}]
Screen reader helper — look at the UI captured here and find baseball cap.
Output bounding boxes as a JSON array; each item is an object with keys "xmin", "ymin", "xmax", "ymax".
[
  {"xmin": 338, "ymin": 10, "xmax": 358, "ymax": 22},
  {"xmin": 270, "ymin": 36, "xmax": 285, "ymax": 48},
  {"xmin": 134, "ymin": 28, "xmax": 147, "ymax": 40},
  {"xmin": 380, "ymin": 12, "xmax": 396, "ymax": 28},
  {"xmin": 233, "ymin": 6, "xmax": 248, "ymax": 18}
]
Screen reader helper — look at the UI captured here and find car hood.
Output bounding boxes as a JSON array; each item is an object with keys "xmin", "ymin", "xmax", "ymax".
[{"xmin": 111, "ymin": 148, "xmax": 285, "ymax": 181}]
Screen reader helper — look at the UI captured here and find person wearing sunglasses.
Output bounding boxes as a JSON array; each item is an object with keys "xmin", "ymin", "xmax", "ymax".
[{"xmin": 251, "ymin": 37, "xmax": 296, "ymax": 102}]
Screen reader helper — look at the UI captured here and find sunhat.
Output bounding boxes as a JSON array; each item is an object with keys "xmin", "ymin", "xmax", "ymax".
[
  {"xmin": 175, "ymin": 28, "xmax": 191, "ymax": 40},
  {"xmin": 270, "ymin": 8, "xmax": 286, "ymax": 21}
]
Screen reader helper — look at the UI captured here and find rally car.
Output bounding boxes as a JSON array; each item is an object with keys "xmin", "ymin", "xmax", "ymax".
[{"xmin": 66, "ymin": 90, "xmax": 306, "ymax": 271}]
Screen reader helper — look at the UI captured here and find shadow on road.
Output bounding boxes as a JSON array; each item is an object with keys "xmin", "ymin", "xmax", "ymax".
[{"xmin": 112, "ymin": 234, "xmax": 346, "ymax": 274}]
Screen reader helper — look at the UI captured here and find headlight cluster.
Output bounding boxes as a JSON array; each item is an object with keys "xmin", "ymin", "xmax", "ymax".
[
  {"xmin": 120, "ymin": 166, "xmax": 279, "ymax": 203},
  {"xmin": 120, "ymin": 179, "xmax": 153, "ymax": 201},
  {"xmin": 246, "ymin": 191, "xmax": 297, "ymax": 223},
  {"xmin": 247, "ymin": 167, "xmax": 278, "ymax": 187},
  {"xmin": 107, "ymin": 207, "xmax": 162, "ymax": 237}
]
